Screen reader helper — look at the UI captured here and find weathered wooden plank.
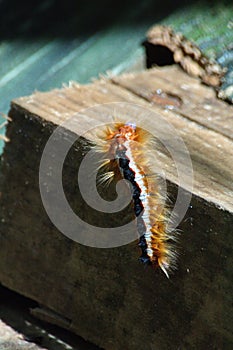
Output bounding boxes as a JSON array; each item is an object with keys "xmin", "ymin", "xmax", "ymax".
[
  {"xmin": 0, "ymin": 67, "xmax": 232, "ymax": 350},
  {"xmin": 14, "ymin": 66, "xmax": 233, "ymax": 212}
]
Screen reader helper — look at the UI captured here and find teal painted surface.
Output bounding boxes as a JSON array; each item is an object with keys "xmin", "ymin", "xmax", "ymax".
[
  {"xmin": 161, "ymin": 1, "xmax": 233, "ymax": 103},
  {"xmin": 0, "ymin": 27, "xmax": 145, "ymax": 152},
  {"xmin": 1, "ymin": 0, "xmax": 170, "ymax": 152},
  {"xmin": 161, "ymin": 1, "xmax": 233, "ymax": 59}
]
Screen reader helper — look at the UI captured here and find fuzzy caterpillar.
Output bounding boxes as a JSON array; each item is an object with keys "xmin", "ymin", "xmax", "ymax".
[{"xmin": 95, "ymin": 122, "xmax": 177, "ymax": 278}]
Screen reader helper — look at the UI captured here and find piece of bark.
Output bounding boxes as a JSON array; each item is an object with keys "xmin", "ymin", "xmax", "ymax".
[
  {"xmin": 0, "ymin": 66, "xmax": 232, "ymax": 350},
  {"xmin": 145, "ymin": 25, "xmax": 226, "ymax": 88},
  {"xmin": 147, "ymin": 2, "xmax": 233, "ymax": 104}
]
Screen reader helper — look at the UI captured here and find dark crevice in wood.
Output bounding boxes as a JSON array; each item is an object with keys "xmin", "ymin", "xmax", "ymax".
[{"xmin": 143, "ymin": 42, "xmax": 175, "ymax": 68}]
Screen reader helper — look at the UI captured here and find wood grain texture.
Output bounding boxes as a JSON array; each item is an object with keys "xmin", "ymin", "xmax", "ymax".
[
  {"xmin": 0, "ymin": 66, "xmax": 232, "ymax": 349},
  {"xmin": 14, "ymin": 66, "xmax": 233, "ymax": 212},
  {"xmin": 112, "ymin": 66, "xmax": 233, "ymax": 139}
]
